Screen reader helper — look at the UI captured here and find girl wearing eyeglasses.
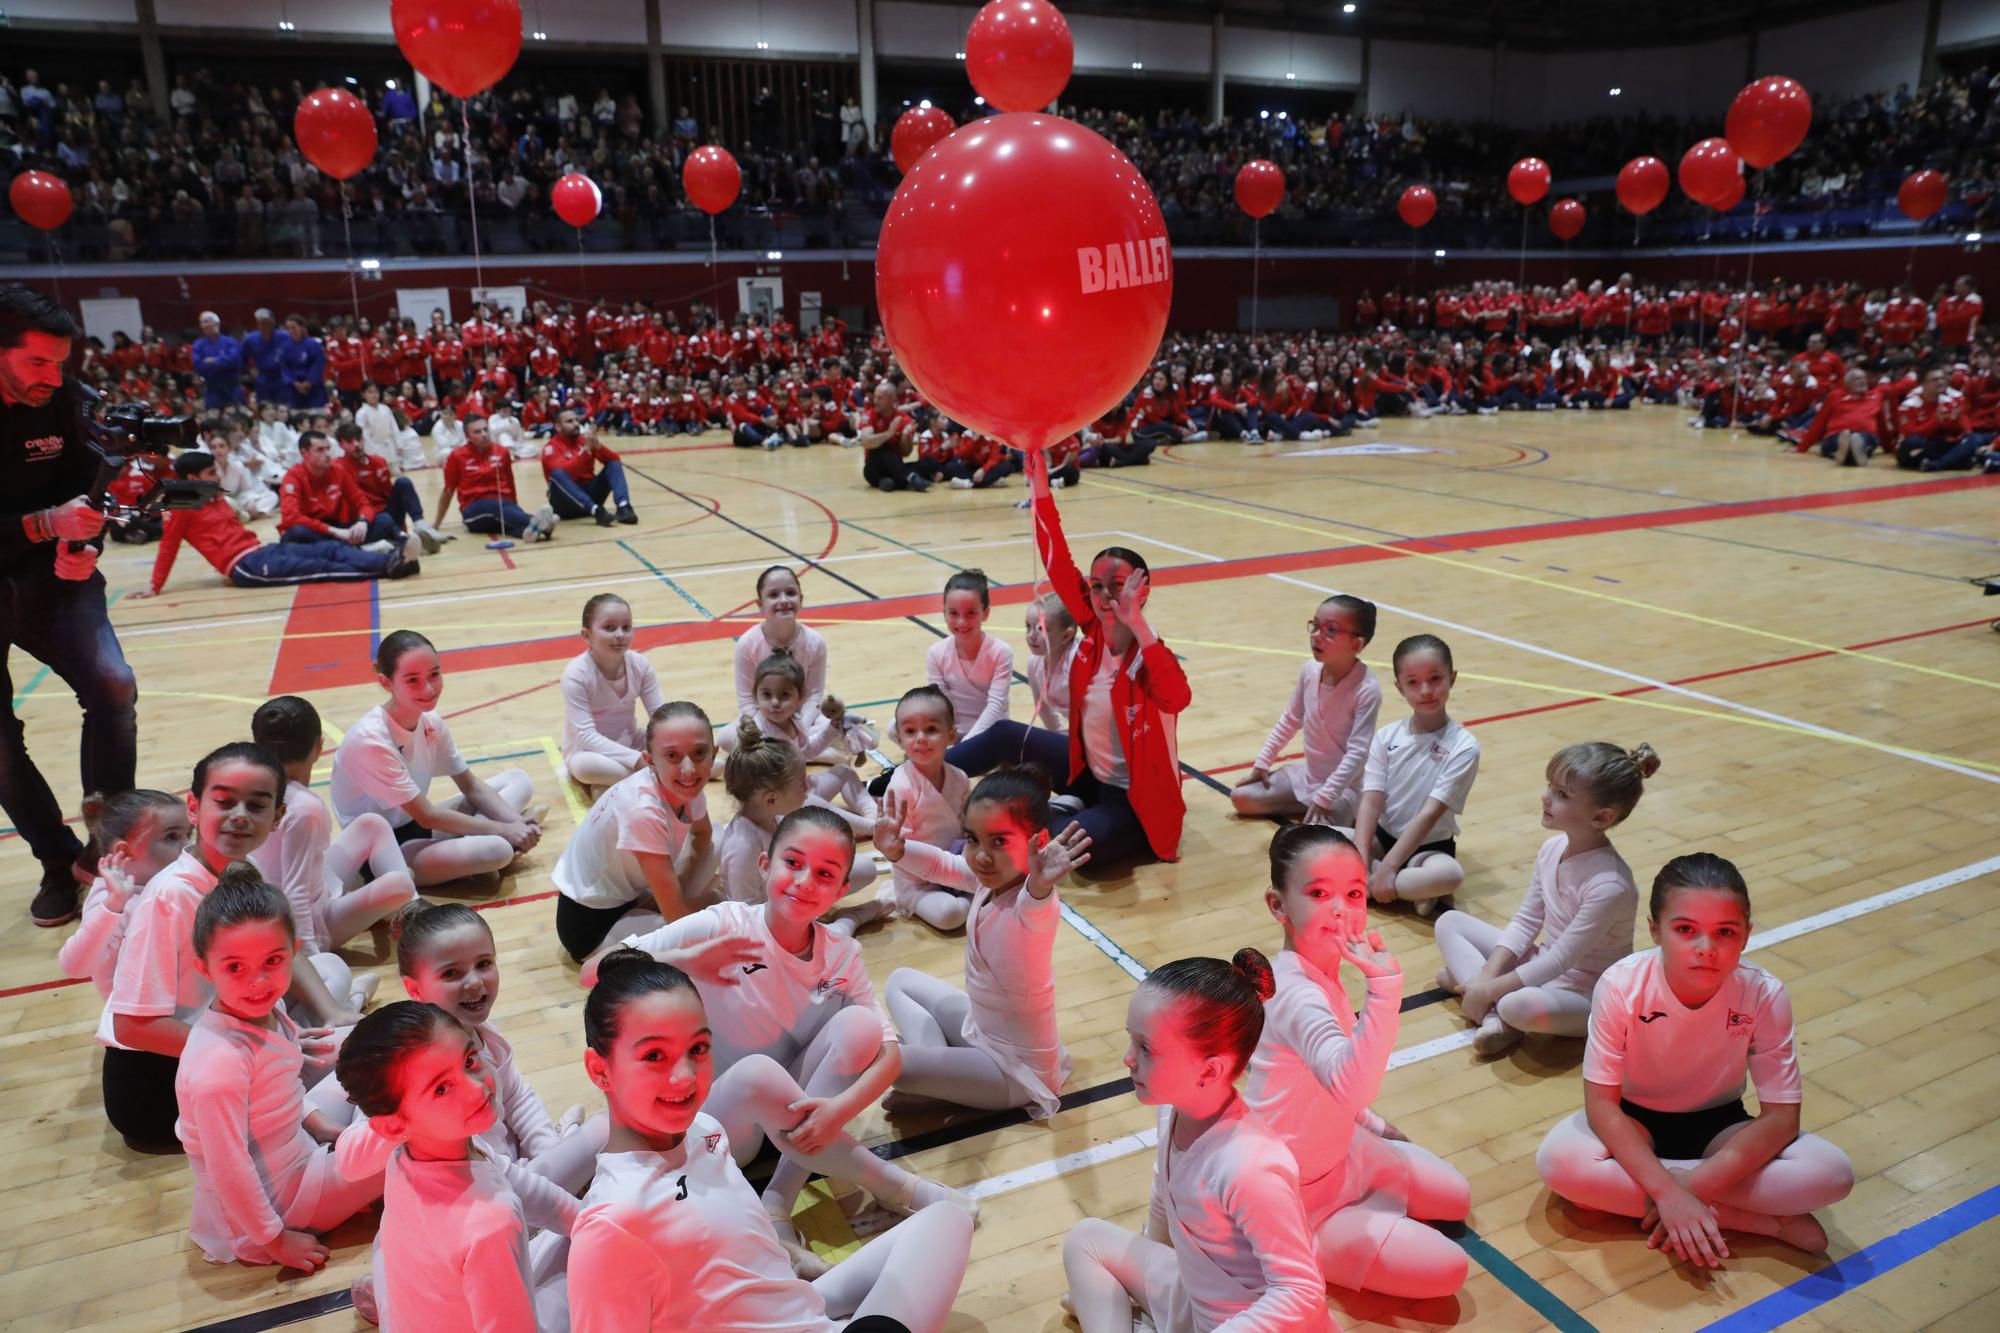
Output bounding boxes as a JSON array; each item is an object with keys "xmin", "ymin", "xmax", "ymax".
[{"xmin": 1231, "ymin": 594, "xmax": 1383, "ymax": 826}]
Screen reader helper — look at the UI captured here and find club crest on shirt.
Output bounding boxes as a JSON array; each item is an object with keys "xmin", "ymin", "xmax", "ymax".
[
  {"xmin": 1727, "ymin": 1009, "xmax": 1753, "ymax": 1034},
  {"xmin": 20, "ymin": 433, "xmax": 64, "ymax": 462},
  {"xmin": 703, "ymin": 1132, "xmax": 722, "ymax": 1154},
  {"xmin": 814, "ymin": 977, "xmax": 847, "ymax": 998}
]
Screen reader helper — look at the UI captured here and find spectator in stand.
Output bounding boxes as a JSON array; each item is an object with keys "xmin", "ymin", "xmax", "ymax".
[
  {"xmin": 435, "ymin": 413, "xmax": 557, "ymax": 541},
  {"xmin": 132, "ymin": 452, "xmax": 417, "ymax": 596},
  {"xmin": 332, "ymin": 422, "xmax": 448, "ymax": 554},
  {"xmin": 277, "ymin": 430, "xmax": 408, "ymax": 551},
  {"xmin": 541, "ymin": 410, "xmax": 637, "ymax": 526},
  {"xmin": 238, "ymin": 309, "xmax": 287, "ymax": 407},
  {"xmin": 275, "ymin": 313, "xmax": 326, "ymax": 410},
  {"xmin": 1937, "ymin": 275, "xmax": 1984, "ymax": 359},
  {"xmin": 190, "ymin": 312, "xmax": 243, "ymax": 409},
  {"xmin": 858, "ymin": 381, "xmax": 929, "ymax": 492}
]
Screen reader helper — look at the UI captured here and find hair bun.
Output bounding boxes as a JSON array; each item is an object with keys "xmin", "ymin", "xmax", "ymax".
[
  {"xmin": 389, "ymin": 897, "xmax": 434, "ymax": 942},
  {"xmin": 595, "ymin": 947, "xmax": 653, "ymax": 984},
  {"xmin": 215, "ymin": 861, "xmax": 267, "ymax": 891},
  {"xmin": 1629, "ymin": 742, "xmax": 1662, "ymax": 779},
  {"xmin": 1230, "ymin": 946, "xmax": 1277, "ymax": 1003},
  {"xmin": 737, "ymin": 717, "xmax": 766, "ymax": 748}
]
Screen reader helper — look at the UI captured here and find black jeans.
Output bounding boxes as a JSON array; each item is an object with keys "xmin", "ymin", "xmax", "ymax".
[
  {"xmin": 102, "ymin": 1046, "xmax": 182, "ymax": 1149},
  {"xmin": 0, "ymin": 567, "xmax": 137, "ymax": 873}
]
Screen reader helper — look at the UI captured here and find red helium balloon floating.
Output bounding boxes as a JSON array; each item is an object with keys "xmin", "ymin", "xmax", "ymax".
[
  {"xmin": 8, "ymin": 170, "xmax": 73, "ymax": 231},
  {"xmin": 1615, "ymin": 156, "xmax": 1669, "ymax": 215},
  {"xmin": 1507, "ymin": 157, "xmax": 1551, "ymax": 205},
  {"xmin": 965, "ymin": 0, "xmax": 1074, "ymax": 114},
  {"xmin": 1897, "ymin": 170, "xmax": 1948, "ymax": 221},
  {"xmin": 1234, "ymin": 160, "xmax": 1285, "ymax": 219},
  {"xmin": 551, "ymin": 172, "xmax": 601, "ymax": 227},
  {"xmin": 1710, "ymin": 174, "xmax": 1746, "ymax": 212},
  {"xmin": 1549, "ymin": 198, "xmax": 1585, "ymax": 241},
  {"xmin": 390, "ymin": 0, "xmax": 522, "ymax": 100},
  {"xmin": 293, "ymin": 88, "xmax": 378, "ymax": 182},
  {"xmin": 1397, "ymin": 184, "xmax": 1437, "ymax": 229},
  {"xmin": 891, "ymin": 105, "xmax": 956, "ymax": 173},
  {"xmin": 1678, "ymin": 137, "xmax": 1741, "ymax": 208},
  {"xmin": 875, "ymin": 113, "xmax": 1172, "ymax": 454},
  {"xmin": 1726, "ymin": 75, "xmax": 1812, "ymax": 170},
  {"xmin": 682, "ymin": 147, "xmax": 741, "ymax": 215}
]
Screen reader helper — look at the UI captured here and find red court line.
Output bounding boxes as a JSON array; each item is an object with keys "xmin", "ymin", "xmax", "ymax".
[
  {"xmin": 267, "ymin": 581, "xmax": 379, "ymax": 696},
  {"xmin": 614, "ymin": 441, "xmax": 736, "ymax": 457}
]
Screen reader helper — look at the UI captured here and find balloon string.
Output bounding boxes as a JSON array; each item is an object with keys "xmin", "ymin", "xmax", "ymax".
[
  {"xmin": 1729, "ymin": 172, "xmax": 1766, "ymax": 435},
  {"xmin": 462, "ymin": 105, "xmax": 484, "ymax": 292},
  {"xmin": 1250, "ymin": 219, "xmax": 1260, "ymax": 335},
  {"xmin": 341, "ymin": 182, "xmax": 360, "ymax": 323},
  {"xmin": 1517, "ymin": 209, "xmax": 1527, "ymax": 291},
  {"xmin": 45, "ymin": 230, "xmax": 63, "ymax": 310},
  {"xmin": 709, "ymin": 214, "xmax": 717, "ymax": 271}
]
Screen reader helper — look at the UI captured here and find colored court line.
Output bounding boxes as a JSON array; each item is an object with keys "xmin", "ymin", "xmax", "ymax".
[
  {"xmin": 274, "ymin": 471, "xmax": 2000, "ymax": 693},
  {"xmin": 1699, "ymin": 1181, "xmax": 2000, "ymax": 1333},
  {"xmin": 539, "ymin": 735, "xmax": 590, "ymax": 827},
  {"xmin": 9, "ymin": 665, "xmax": 50, "ymax": 710},
  {"xmin": 267, "ymin": 580, "xmax": 379, "ymax": 695},
  {"xmin": 1454, "ymin": 1225, "xmax": 1599, "ymax": 1332},
  {"xmin": 616, "ymin": 537, "xmax": 715, "ymax": 618},
  {"xmin": 842, "ymin": 518, "xmax": 969, "ymax": 571},
  {"xmin": 1089, "ymin": 471, "xmax": 2000, "ymax": 693}
]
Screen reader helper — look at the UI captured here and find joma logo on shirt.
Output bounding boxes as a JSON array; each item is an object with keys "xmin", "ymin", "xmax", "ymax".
[
  {"xmin": 20, "ymin": 434, "xmax": 64, "ymax": 461},
  {"xmin": 1077, "ymin": 238, "xmax": 1171, "ymax": 295}
]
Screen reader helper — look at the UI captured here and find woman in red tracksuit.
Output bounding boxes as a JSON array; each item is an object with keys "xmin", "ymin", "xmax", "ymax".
[
  {"xmin": 1204, "ymin": 367, "xmax": 1262, "ymax": 442},
  {"xmin": 1895, "ymin": 368, "xmax": 1995, "ymax": 470},
  {"xmin": 1789, "ymin": 367, "xmax": 1892, "ymax": 465}
]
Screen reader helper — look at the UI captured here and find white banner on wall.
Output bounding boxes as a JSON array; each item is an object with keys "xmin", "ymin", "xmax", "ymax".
[
  {"xmin": 471, "ymin": 285, "xmax": 529, "ymax": 318},
  {"xmin": 393, "ymin": 287, "xmax": 453, "ymax": 326},
  {"xmin": 78, "ymin": 298, "xmax": 144, "ymax": 348}
]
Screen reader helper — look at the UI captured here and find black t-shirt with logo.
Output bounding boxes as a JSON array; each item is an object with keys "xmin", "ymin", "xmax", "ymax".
[{"xmin": 0, "ymin": 378, "xmax": 96, "ymax": 575}]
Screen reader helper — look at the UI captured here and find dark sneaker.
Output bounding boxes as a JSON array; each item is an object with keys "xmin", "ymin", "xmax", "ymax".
[
  {"xmin": 594, "ymin": 506, "xmax": 616, "ymax": 527},
  {"xmin": 385, "ymin": 557, "xmax": 422, "ymax": 580},
  {"xmin": 31, "ymin": 867, "xmax": 79, "ymax": 927},
  {"xmin": 616, "ymin": 504, "xmax": 638, "ymax": 525}
]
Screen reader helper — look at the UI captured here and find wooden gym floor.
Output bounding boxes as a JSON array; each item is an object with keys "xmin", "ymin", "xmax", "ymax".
[{"xmin": 4, "ymin": 410, "xmax": 1998, "ymax": 1332}]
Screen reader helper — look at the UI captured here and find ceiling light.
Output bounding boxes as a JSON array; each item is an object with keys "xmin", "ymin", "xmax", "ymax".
[
  {"xmin": 756, "ymin": 40, "xmax": 769, "ymax": 50},
  {"xmin": 955, "ymin": 51, "xmax": 966, "ymax": 60},
  {"xmin": 1131, "ymin": 61, "xmax": 1143, "ymax": 70},
  {"xmin": 1286, "ymin": 72, "xmax": 1297, "ymax": 80},
  {"xmin": 531, "ymin": 30, "xmax": 547, "ymax": 40},
  {"xmin": 1609, "ymin": 86, "xmax": 1622, "ymax": 96},
  {"xmin": 974, "ymin": 96, "xmax": 985, "ymax": 106},
  {"xmin": 920, "ymin": 99, "xmax": 932, "ymax": 109},
  {"xmin": 1343, "ymin": 3, "xmax": 1357, "ymax": 12},
  {"xmin": 276, "ymin": 20, "xmax": 296, "ymax": 31},
  {"xmin": 1434, "ymin": 248, "xmax": 1446, "ymax": 257}
]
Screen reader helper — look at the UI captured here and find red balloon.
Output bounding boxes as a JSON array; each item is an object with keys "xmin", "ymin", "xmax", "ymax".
[
  {"xmin": 891, "ymin": 106, "xmax": 956, "ymax": 173},
  {"xmin": 1549, "ymin": 198, "xmax": 1585, "ymax": 241},
  {"xmin": 8, "ymin": 170, "xmax": 73, "ymax": 231},
  {"xmin": 875, "ymin": 113, "xmax": 1171, "ymax": 454},
  {"xmin": 682, "ymin": 146, "xmax": 741, "ymax": 215},
  {"xmin": 391, "ymin": 0, "xmax": 522, "ymax": 99},
  {"xmin": 1507, "ymin": 157, "xmax": 1551, "ymax": 206},
  {"xmin": 1397, "ymin": 184, "xmax": 1437, "ymax": 229},
  {"xmin": 965, "ymin": 0, "xmax": 1073, "ymax": 113},
  {"xmin": 1726, "ymin": 75, "xmax": 1812, "ymax": 170},
  {"xmin": 1678, "ymin": 137, "xmax": 1741, "ymax": 208},
  {"xmin": 1898, "ymin": 169, "xmax": 1948, "ymax": 221},
  {"xmin": 1711, "ymin": 175, "xmax": 1746, "ymax": 212},
  {"xmin": 552, "ymin": 173, "xmax": 602, "ymax": 228},
  {"xmin": 1234, "ymin": 160, "xmax": 1285, "ymax": 220},
  {"xmin": 293, "ymin": 88, "xmax": 378, "ymax": 182},
  {"xmin": 1615, "ymin": 156, "xmax": 1670, "ymax": 215}
]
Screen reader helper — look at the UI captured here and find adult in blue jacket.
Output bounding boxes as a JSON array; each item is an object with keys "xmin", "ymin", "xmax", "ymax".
[
  {"xmin": 238, "ymin": 308, "xmax": 288, "ymax": 406},
  {"xmin": 190, "ymin": 311, "xmax": 243, "ymax": 408},
  {"xmin": 275, "ymin": 313, "xmax": 327, "ymax": 410}
]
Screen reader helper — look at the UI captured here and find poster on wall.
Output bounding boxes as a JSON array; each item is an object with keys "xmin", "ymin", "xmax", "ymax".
[
  {"xmin": 393, "ymin": 287, "xmax": 453, "ymax": 327},
  {"xmin": 78, "ymin": 298, "xmax": 144, "ymax": 349},
  {"xmin": 471, "ymin": 285, "xmax": 529, "ymax": 318}
]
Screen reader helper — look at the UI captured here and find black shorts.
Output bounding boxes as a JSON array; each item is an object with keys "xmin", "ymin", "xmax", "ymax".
[
  {"xmin": 1620, "ymin": 1097, "xmax": 1752, "ymax": 1160},
  {"xmin": 1373, "ymin": 826, "xmax": 1457, "ymax": 860},
  {"xmin": 393, "ymin": 819, "xmax": 433, "ymax": 846},
  {"xmin": 556, "ymin": 893, "xmax": 640, "ymax": 963}
]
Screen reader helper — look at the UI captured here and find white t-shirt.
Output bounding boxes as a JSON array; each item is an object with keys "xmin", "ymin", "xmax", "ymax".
[
  {"xmin": 356, "ymin": 401, "xmax": 401, "ymax": 456},
  {"xmin": 330, "ymin": 704, "xmax": 469, "ymax": 830},
  {"xmin": 560, "ymin": 649, "xmax": 667, "ymax": 767},
  {"xmin": 882, "ymin": 760, "xmax": 971, "ymax": 909},
  {"xmin": 1081, "ymin": 650, "xmax": 1130, "ymax": 787},
  {"xmin": 553, "ymin": 767, "xmax": 705, "ymax": 910},
  {"xmin": 1253, "ymin": 658, "xmax": 1382, "ymax": 809},
  {"xmin": 925, "ymin": 632, "xmax": 1014, "ymax": 739},
  {"xmin": 1496, "ymin": 834, "xmax": 1637, "ymax": 994},
  {"xmin": 100, "ymin": 850, "xmax": 220, "ymax": 1048},
  {"xmin": 1583, "ymin": 948, "xmax": 1803, "ymax": 1113},
  {"xmin": 1029, "ymin": 638, "xmax": 1080, "ymax": 730},
  {"xmin": 620, "ymin": 900, "xmax": 893, "ymax": 1071},
  {"xmin": 733, "ymin": 622, "xmax": 828, "ymax": 716},
  {"xmin": 248, "ymin": 779, "xmax": 338, "ymax": 953},
  {"xmin": 570, "ymin": 1121, "xmax": 837, "ymax": 1332},
  {"xmin": 1361, "ymin": 716, "xmax": 1481, "ymax": 841},
  {"xmin": 714, "ymin": 814, "xmax": 772, "ymax": 904}
]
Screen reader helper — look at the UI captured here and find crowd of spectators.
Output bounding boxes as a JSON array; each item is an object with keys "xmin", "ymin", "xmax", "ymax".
[{"xmin": 3, "ymin": 58, "xmax": 1996, "ymax": 261}]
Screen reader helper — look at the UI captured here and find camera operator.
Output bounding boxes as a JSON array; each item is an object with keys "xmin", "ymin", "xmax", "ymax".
[{"xmin": 0, "ymin": 284, "xmax": 138, "ymax": 928}]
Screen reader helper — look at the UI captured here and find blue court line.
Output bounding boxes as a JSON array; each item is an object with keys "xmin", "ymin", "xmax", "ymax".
[
  {"xmin": 1452, "ymin": 1225, "xmax": 1599, "ymax": 1332},
  {"xmin": 10, "ymin": 665, "xmax": 50, "ymax": 711},
  {"xmin": 367, "ymin": 580, "xmax": 382, "ymax": 661},
  {"xmin": 1788, "ymin": 510, "xmax": 2000, "ymax": 548},
  {"xmin": 1700, "ymin": 1182, "xmax": 2000, "ymax": 1332},
  {"xmin": 617, "ymin": 538, "xmax": 715, "ymax": 618}
]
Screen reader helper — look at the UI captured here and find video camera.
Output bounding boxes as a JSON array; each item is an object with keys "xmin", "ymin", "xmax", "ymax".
[{"xmin": 76, "ymin": 384, "xmax": 215, "ymax": 522}]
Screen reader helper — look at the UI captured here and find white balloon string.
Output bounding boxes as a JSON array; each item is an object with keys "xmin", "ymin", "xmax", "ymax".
[{"xmin": 462, "ymin": 104, "xmax": 484, "ymax": 291}]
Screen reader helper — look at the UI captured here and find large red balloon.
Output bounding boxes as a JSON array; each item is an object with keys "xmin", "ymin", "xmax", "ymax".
[
  {"xmin": 1898, "ymin": 169, "xmax": 1948, "ymax": 221},
  {"xmin": 293, "ymin": 88, "xmax": 378, "ymax": 182},
  {"xmin": 1711, "ymin": 175, "xmax": 1746, "ymax": 212},
  {"xmin": 552, "ymin": 172, "xmax": 601, "ymax": 227},
  {"xmin": 965, "ymin": 0, "xmax": 1073, "ymax": 113},
  {"xmin": 1397, "ymin": 184, "xmax": 1436, "ymax": 229},
  {"xmin": 891, "ymin": 106, "xmax": 956, "ymax": 173},
  {"xmin": 1726, "ymin": 75, "xmax": 1812, "ymax": 170},
  {"xmin": 875, "ymin": 113, "xmax": 1171, "ymax": 454},
  {"xmin": 8, "ymin": 170, "xmax": 73, "ymax": 231},
  {"xmin": 682, "ymin": 147, "xmax": 741, "ymax": 215},
  {"xmin": 1549, "ymin": 198, "xmax": 1585, "ymax": 241},
  {"xmin": 391, "ymin": 0, "xmax": 522, "ymax": 99},
  {"xmin": 1615, "ymin": 156, "xmax": 1669, "ymax": 215},
  {"xmin": 1234, "ymin": 160, "xmax": 1285, "ymax": 219},
  {"xmin": 1678, "ymin": 137, "xmax": 1741, "ymax": 208},
  {"xmin": 1508, "ymin": 157, "xmax": 1551, "ymax": 206}
]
